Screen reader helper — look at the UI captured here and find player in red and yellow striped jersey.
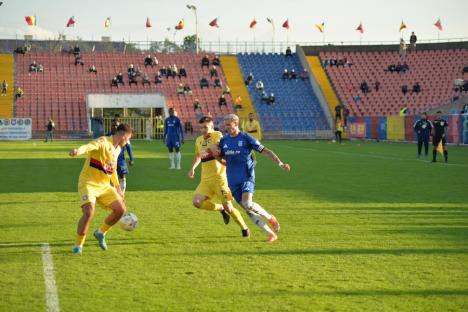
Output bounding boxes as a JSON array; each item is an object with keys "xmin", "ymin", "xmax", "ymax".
[
  {"xmin": 69, "ymin": 124, "xmax": 133, "ymax": 254},
  {"xmin": 187, "ymin": 116, "xmax": 250, "ymax": 238}
]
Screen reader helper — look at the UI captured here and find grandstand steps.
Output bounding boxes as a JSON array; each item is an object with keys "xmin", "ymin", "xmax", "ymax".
[{"xmin": 0, "ymin": 54, "xmax": 14, "ymax": 117}]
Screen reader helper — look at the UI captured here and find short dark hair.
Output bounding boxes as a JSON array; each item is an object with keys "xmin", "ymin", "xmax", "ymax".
[
  {"xmin": 436, "ymin": 110, "xmax": 442, "ymax": 114},
  {"xmin": 116, "ymin": 123, "xmax": 133, "ymax": 134},
  {"xmin": 199, "ymin": 116, "xmax": 213, "ymax": 124}
]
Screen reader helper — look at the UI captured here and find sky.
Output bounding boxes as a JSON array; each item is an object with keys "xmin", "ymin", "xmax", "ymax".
[{"xmin": 0, "ymin": 0, "xmax": 467, "ymax": 45}]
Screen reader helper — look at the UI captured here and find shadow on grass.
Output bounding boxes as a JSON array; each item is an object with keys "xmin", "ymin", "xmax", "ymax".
[{"xmin": 249, "ymin": 289, "xmax": 468, "ymax": 297}]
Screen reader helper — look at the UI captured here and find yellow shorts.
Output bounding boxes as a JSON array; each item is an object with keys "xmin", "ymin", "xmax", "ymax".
[
  {"xmin": 78, "ymin": 182, "xmax": 121, "ymax": 209},
  {"xmin": 194, "ymin": 178, "xmax": 233, "ymax": 204}
]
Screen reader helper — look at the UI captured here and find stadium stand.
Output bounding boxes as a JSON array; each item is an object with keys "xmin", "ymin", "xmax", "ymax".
[
  {"xmin": 237, "ymin": 53, "xmax": 330, "ymax": 134},
  {"xmin": 0, "ymin": 54, "xmax": 14, "ymax": 117}
]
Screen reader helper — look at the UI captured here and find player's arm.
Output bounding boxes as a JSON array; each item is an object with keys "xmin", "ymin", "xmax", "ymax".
[
  {"xmin": 209, "ymin": 144, "xmax": 226, "ymax": 166},
  {"xmin": 126, "ymin": 143, "xmax": 134, "ymax": 166},
  {"xmin": 178, "ymin": 119, "xmax": 184, "ymax": 144},
  {"xmin": 187, "ymin": 154, "xmax": 201, "ymax": 179},
  {"xmin": 162, "ymin": 119, "xmax": 168, "ymax": 142},
  {"xmin": 69, "ymin": 139, "xmax": 101, "ymax": 157},
  {"xmin": 110, "ymin": 169, "xmax": 124, "ymax": 200},
  {"xmin": 260, "ymin": 147, "xmax": 291, "ymax": 172}
]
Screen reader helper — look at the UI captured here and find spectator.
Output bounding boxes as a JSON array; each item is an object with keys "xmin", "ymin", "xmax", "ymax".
[
  {"xmin": 334, "ymin": 104, "xmax": 343, "ymax": 119},
  {"xmin": 117, "ymin": 72, "xmax": 124, "ymax": 85},
  {"xmin": 399, "ymin": 107, "xmax": 408, "ymax": 116},
  {"xmin": 1, "ymin": 80, "xmax": 7, "ymax": 96},
  {"xmin": 353, "ymin": 94, "xmax": 361, "ymax": 104},
  {"xmin": 200, "ymin": 77, "xmax": 209, "ymax": 89},
  {"xmin": 165, "ymin": 65, "xmax": 172, "ymax": 79},
  {"xmin": 255, "ymin": 80, "xmax": 264, "ymax": 92},
  {"xmin": 127, "ymin": 64, "xmax": 135, "ymax": 78},
  {"xmin": 374, "ymin": 80, "xmax": 380, "ymax": 92},
  {"xmin": 386, "ymin": 64, "xmax": 396, "ymax": 73},
  {"xmin": 234, "ymin": 95, "xmax": 243, "ymax": 110},
  {"xmin": 73, "ymin": 46, "xmax": 81, "ymax": 56},
  {"xmin": 171, "ymin": 64, "xmax": 178, "ymax": 79},
  {"xmin": 111, "ymin": 76, "xmax": 119, "ymax": 87},
  {"xmin": 261, "ymin": 91, "xmax": 269, "ymax": 103},
  {"xmin": 344, "ymin": 59, "xmax": 353, "ymax": 67},
  {"xmin": 44, "ymin": 118, "xmax": 55, "ymax": 142},
  {"xmin": 218, "ymin": 94, "xmax": 227, "ymax": 107},
  {"xmin": 193, "ymin": 98, "xmax": 202, "ymax": 112},
  {"xmin": 282, "ymin": 69, "xmax": 289, "ymax": 80},
  {"xmin": 29, "ymin": 61, "xmax": 38, "ymax": 72},
  {"xmin": 37, "ymin": 64, "xmax": 44, "ymax": 73},
  {"xmin": 285, "ymin": 46, "xmax": 292, "ymax": 57},
  {"xmin": 290, "ymin": 69, "xmax": 297, "ymax": 80},
  {"xmin": 343, "ymin": 106, "xmax": 350, "ymax": 127},
  {"xmin": 212, "ymin": 55, "xmax": 220, "ymax": 66},
  {"xmin": 300, "ymin": 69, "xmax": 309, "ymax": 80},
  {"xmin": 74, "ymin": 55, "xmax": 84, "ymax": 67},
  {"xmin": 14, "ymin": 46, "xmax": 27, "ymax": 54},
  {"xmin": 129, "ymin": 72, "xmax": 138, "ymax": 86},
  {"xmin": 176, "ymin": 83, "xmax": 185, "ymax": 95},
  {"xmin": 412, "ymin": 82, "xmax": 421, "ymax": 94},
  {"xmin": 144, "ymin": 54, "xmax": 154, "ymax": 67},
  {"xmin": 178, "ymin": 66, "xmax": 187, "ymax": 78},
  {"xmin": 184, "ymin": 121, "xmax": 193, "ymax": 135},
  {"xmin": 335, "ymin": 117, "xmax": 343, "ymax": 144},
  {"xmin": 245, "ymin": 72, "xmax": 254, "ymax": 85},
  {"xmin": 330, "ymin": 58, "xmax": 337, "ymax": 66},
  {"xmin": 135, "ymin": 66, "xmax": 142, "ymax": 77},
  {"xmin": 322, "ymin": 59, "xmax": 329, "ymax": 68},
  {"xmin": 223, "ymin": 85, "xmax": 231, "ymax": 95},
  {"xmin": 160, "ymin": 66, "xmax": 167, "ymax": 77},
  {"xmin": 401, "ymin": 84, "xmax": 408, "ymax": 95},
  {"xmin": 14, "ymin": 86, "xmax": 24, "ymax": 99},
  {"xmin": 360, "ymin": 81, "xmax": 370, "ymax": 94},
  {"xmin": 183, "ymin": 83, "xmax": 192, "ymax": 95},
  {"xmin": 267, "ymin": 93, "xmax": 275, "ymax": 105},
  {"xmin": 463, "ymin": 66, "xmax": 468, "ymax": 75},
  {"xmin": 409, "ymin": 32, "xmax": 417, "ymax": 51},
  {"xmin": 210, "ymin": 65, "xmax": 218, "ymax": 78},
  {"xmin": 153, "ymin": 56, "xmax": 159, "ymax": 66},
  {"xmin": 201, "ymin": 55, "xmax": 210, "ymax": 68},
  {"xmin": 213, "ymin": 77, "xmax": 222, "ymax": 88},
  {"xmin": 142, "ymin": 73, "xmax": 151, "ymax": 86},
  {"xmin": 88, "ymin": 65, "xmax": 97, "ymax": 74},
  {"xmin": 154, "ymin": 73, "xmax": 163, "ymax": 84},
  {"xmin": 399, "ymin": 38, "xmax": 407, "ymax": 58}
]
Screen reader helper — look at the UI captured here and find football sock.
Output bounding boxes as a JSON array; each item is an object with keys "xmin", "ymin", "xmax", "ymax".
[
  {"xmin": 229, "ymin": 207, "xmax": 248, "ymax": 230},
  {"xmin": 444, "ymin": 150, "xmax": 448, "ymax": 162},
  {"xmin": 432, "ymin": 150, "xmax": 437, "ymax": 162},
  {"xmin": 251, "ymin": 202, "xmax": 272, "ymax": 220},
  {"xmin": 169, "ymin": 153, "xmax": 175, "ymax": 167},
  {"xmin": 175, "ymin": 152, "xmax": 181, "ymax": 167},
  {"xmin": 119, "ymin": 177, "xmax": 126, "ymax": 193},
  {"xmin": 247, "ymin": 211, "xmax": 274, "ymax": 235},
  {"xmin": 200, "ymin": 200, "xmax": 223, "ymax": 212},
  {"xmin": 75, "ymin": 234, "xmax": 86, "ymax": 247},
  {"xmin": 98, "ymin": 222, "xmax": 112, "ymax": 235}
]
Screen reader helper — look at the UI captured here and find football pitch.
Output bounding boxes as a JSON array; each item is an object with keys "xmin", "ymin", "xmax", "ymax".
[{"xmin": 0, "ymin": 139, "xmax": 467, "ymax": 311}]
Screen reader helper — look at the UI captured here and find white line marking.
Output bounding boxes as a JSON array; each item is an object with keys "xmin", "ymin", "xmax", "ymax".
[{"xmin": 41, "ymin": 243, "xmax": 60, "ymax": 312}]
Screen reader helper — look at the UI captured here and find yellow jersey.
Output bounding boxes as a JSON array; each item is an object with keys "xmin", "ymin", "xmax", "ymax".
[
  {"xmin": 195, "ymin": 131, "xmax": 226, "ymax": 181},
  {"xmin": 76, "ymin": 136, "xmax": 121, "ymax": 187},
  {"xmin": 243, "ymin": 119, "xmax": 262, "ymax": 140}
]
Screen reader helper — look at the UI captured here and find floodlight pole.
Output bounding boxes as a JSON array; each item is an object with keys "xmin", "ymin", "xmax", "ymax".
[{"xmin": 187, "ymin": 4, "xmax": 199, "ymax": 55}]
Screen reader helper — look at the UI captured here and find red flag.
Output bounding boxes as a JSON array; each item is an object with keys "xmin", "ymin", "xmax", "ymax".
[
  {"xmin": 249, "ymin": 19, "xmax": 257, "ymax": 29},
  {"xmin": 434, "ymin": 18, "xmax": 443, "ymax": 31},
  {"xmin": 146, "ymin": 17, "xmax": 152, "ymax": 28},
  {"xmin": 175, "ymin": 19, "xmax": 184, "ymax": 30},
  {"xmin": 356, "ymin": 22, "xmax": 364, "ymax": 34},
  {"xmin": 66, "ymin": 16, "xmax": 75, "ymax": 27},
  {"xmin": 282, "ymin": 19, "xmax": 289, "ymax": 30},
  {"xmin": 209, "ymin": 18, "xmax": 219, "ymax": 28},
  {"xmin": 25, "ymin": 15, "xmax": 36, "ymax": 26}
]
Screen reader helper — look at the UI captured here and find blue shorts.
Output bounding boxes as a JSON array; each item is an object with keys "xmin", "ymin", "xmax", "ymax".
[
  {"xmin": 166, "ymin": 139, "xmax": 181, "ymax": 149},
  {"xmin": 229, "ymin": 181, "xmax": 255, "ymax": 204},
  {"xmin": 117, "ymin": 162, "xmax": 129, "ymax": 176}
]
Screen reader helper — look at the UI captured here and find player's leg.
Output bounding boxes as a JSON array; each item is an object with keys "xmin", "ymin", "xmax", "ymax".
[
  {"xmin": 443, "ymin": 138, "xmax": 448, "ymax": 163},
  {"xmin": 217, "ymin": 181, "xmax": 249, "ymax": 236},
  {"xmin": 417, "ymin": 140, "xmax": 422, "ymax": 158},
  {"xmin": 175, "ymin": 144, "xmax": 181, "ymax": 170},
  {"xmin": 73, "ymin": 202, "xmax": 96, "ymax": 254},
  {"xmin": 432, "ymin": 137, "xmax": 440, "ymax": 162},
  {"xmin": 193, "ymin": 182, "xmax": 229, "ymax": 224},
  {"xmin": 167, "ymin": 145, "xmax": 175, "ymax": 169},
  {"xmin": 241, "ymin": 190, "xmax": 279, "ymax": 241},
  {"xmin": 118, "ymin": 173, "xmax": 127, "ymax": 193},
  {"xmin": 423, "ymin": 139, "xmax": 429, "ymax": 158}
]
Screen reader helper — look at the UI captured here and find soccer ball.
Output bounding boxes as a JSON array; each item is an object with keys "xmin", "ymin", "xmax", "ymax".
[{"xmin": 119, "ymin": 212, "xmax": 139, "ymax": 231}]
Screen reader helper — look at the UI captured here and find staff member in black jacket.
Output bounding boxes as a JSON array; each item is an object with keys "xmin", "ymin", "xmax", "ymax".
[{"xmin": 413, "ymin": 112, "xmax": 432, "ymax": 159}]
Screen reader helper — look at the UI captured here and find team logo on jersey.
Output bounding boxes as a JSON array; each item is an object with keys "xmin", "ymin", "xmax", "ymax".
[
  {"xmin": 82, "ymin": 195, "xmax": 88, "ymax": 201},
  {"xmin": 223, "ymin": 144, "xmax": 228, "ymax": 149},
  {"xmin": 238, "ymin": 141, "xmax": 243, "ymax": 147},
  {"xmin": 440, "ymin": 122, "xmax": 445, "ymax": 126}
]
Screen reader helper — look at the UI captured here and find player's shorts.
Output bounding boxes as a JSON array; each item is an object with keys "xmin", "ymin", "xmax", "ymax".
[
  {"xmin": 433, "ymin": 135, "xmax": 447, "ymax": 146},
  {"xmin": 117, "ymin": 162, "xmax": 129, "ymax": 176},
  {"xmin": 166, "ymin": 139, "xmax": 181, "ymax": 149},
  {"xmin": 229, "ymin": 181, "xmax": 255, "ymax": 204},
  {"xmin": 78, "ymin": 182, "xmax": 121, "ymax": 210},
  {"xmin": 194, "ymin": 177, "xmax": 233, "ymax": 204}
]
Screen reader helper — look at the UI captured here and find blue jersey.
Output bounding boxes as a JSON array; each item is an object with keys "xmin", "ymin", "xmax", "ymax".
[
  {"xmin": 413, "ymin": 119, "xmax": 433, "ymax": 140},
  {"xmin": 219, "ymin": 132, "xmax": 264, "ymax": 185},
  {"xmin": 164, "ymin": 116, "xmax": 184, "ymax": 142},
  {"xmin": 106, "ymin": 132, "xmax": 133, "ymax": 175}
]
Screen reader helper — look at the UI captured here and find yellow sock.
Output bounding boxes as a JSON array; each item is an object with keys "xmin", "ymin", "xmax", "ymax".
[
  {"xmin": 228, "ymin": 207, "xmax": 248, "ymax": 230},
  {"xmin": 75, "ymin": 234, "xmax": 86, "ymax": 247},
  {"xmin": 200, "ymin": 200, "xmax": 223, "ymax": 212},
  {"xmin": 99, "ymin": 222, "xmax": 112, "ymax": 234}
]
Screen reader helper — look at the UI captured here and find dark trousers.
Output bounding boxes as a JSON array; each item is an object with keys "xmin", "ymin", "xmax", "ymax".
[
  {"xmin": 417, "ymin": 139, "xmax": 429, "ymax": 156},
  {"xmin": 335, "ymin": 131, "xmax": 342, "ymax": 144}
]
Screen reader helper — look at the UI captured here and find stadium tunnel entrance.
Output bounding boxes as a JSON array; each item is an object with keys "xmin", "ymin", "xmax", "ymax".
[{"xmin": 86, "ymin": 94, "xmax": 168, "ymax": 139}]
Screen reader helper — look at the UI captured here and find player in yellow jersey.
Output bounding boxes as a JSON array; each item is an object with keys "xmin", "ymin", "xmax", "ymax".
[
  {"xmin": 242, "ymin": 112, "xmax": 262, "ymax": 162},
  {"xmin": 69, "ymin": 124, "xmax": 133, "ymax": 254},
  {"xmin": 187, "ymin": 116, "xmax": 250, "ymax": 238}
]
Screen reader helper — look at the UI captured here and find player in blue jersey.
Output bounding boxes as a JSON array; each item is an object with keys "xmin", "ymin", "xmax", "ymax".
[
  {"xmin": 107, "ymin": 120, "xmax": 134, "ymax": 193},
  {"xmin": 217, "ymin": 114, "xmax": 291, "ymax": 242},
  {"xmin": 164, "ymin": 108, "xmax": 184, "ymax": 169}
]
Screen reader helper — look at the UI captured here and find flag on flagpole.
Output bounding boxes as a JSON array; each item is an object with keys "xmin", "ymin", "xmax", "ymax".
[
  {"xmin": 66, "ymin": 16, "xmax": 75, "ymax": 27},
  {"xmin": 146, "ymin": 17, "xmax": 152, "ymax": 28},
  {"xmin": 25, "ymin": 15, "xmax": 36, "ymax": 26},
  {"xmin": 315, "ymin": 22, "xmax": 325, "ymax": 33},
  {"xmin": 434, "ymin": 18, "xmax": 443, "ymax": 31},
  {"xmin": 282, "ymin": 19, "xmax": 289, "ymax": 30},
  {"xmin": 249, "ymin": 19, "xmax": 257, "ymax": 29},
  {"xmin": 399, "ymin": 20, "xmax": 407, "ymax": 32},
  {"xmin": 104, "ymin": 17, "xmax": 111, "ymax": 28},
  {"xmin": 356, "ymin": 22, "xmax": 364, "ymax": 33},
  {"xmin": 175, "ymin": 19, "xmax": 184, "ymax": 30},
  {"xmin": 266, "ymin": 17, "xmax": 274, "ymax": 25},
  {"xmin": 209, "ymin": 18, "xmax": 219, "ymax": 28},
  {"xmin": 436, "ymin": 140, "xmax": 444, "ymax": 155}
]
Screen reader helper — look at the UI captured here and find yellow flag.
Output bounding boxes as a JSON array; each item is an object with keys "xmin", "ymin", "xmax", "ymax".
[
  {"xmin": 436, "ymin": 140, "xmax": 444, "ymax": 155},
  {"xmin": 105, "ymin": 17, "xmax": 111, "ymax": 28}
]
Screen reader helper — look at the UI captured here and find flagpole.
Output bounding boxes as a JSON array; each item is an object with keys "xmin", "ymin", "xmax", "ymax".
[{"xmin": 218, "ymin": 27, "xmax": 221, "ymax": 54}]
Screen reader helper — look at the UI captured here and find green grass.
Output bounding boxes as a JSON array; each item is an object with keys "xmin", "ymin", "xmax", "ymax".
[{"xmin": 0, "ymin": 139, "xmax": 467, "ymax": 311}]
